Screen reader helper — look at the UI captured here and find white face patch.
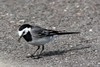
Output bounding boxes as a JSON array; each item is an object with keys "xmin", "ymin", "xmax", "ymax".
[
  {"xmin": 18, "ymin": 27, "xmax": 31, "ymax": 36},
  {"xmin": 18, "ymin": 30, "xmax": 23, "ymax": 36}
]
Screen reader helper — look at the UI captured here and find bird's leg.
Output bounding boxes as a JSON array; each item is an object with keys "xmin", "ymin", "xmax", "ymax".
[
  {"xmin": 31, "ymin": 45, "xmax": 44, "ymax": 59},
  {"xmin": 33, "ymin": 46, "xmax": 40, "ymax": 56},
  {"xmin": 34, "ymin": 45, "xmax": 44, "ymax": 59},
  {"xmin": 26, "ymin": 46, "xmax": 40, "ymax": 58},
  {"xmin": 39, "ymin": 45, "xmax": 44, "ymax": 55}
]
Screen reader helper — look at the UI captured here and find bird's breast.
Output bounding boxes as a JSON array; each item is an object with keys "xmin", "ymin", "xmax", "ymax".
[
  {"xmin": 28, "ymin": 36, "xmax": 53, "ymax": 46},
  {"xmin": 23, "ymin": 31, "xmax": 32, "ymax": 42}
]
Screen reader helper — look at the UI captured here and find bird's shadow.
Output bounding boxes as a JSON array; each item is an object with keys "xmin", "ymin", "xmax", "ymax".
[
  {"xmin": 30, "ymin": 45, "xmax": 91, "ymax": 59},
  {"xmin": 40, "ymin": 45, "xmax": 91, "ymax": 57}
]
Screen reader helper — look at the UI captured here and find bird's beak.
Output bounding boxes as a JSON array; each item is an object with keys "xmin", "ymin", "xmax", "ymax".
[{"xmin": 18, "ymin": 33, "xmax": 24, "ymax": 42}]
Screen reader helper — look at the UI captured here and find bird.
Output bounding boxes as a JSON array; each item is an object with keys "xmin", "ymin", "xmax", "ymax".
[{"xmin": 18, "ymin": 24, "xmax": 80, "ymax": 58}]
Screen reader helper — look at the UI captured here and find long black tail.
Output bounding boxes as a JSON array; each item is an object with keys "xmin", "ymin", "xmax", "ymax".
[
  {"xmin": 45, "ymin": 30, "xmax": 80, "ymax": 36},
  {"xmin": 57, "ymin": 32, "xmax": 80, "ymax": 35}
]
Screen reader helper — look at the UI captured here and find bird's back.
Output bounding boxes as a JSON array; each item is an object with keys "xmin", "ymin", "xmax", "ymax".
[{"xmin": 29, "ymin": 26, "xmax": 54, "ymax": 45}]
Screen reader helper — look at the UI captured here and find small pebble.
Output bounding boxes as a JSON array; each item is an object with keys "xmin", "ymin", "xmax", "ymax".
[
  {"xmin": 70, "ymin": 45, "xmax": 73, "ymax": 47},
  {"xmin": 10, "ymin": 21, "xmax": 15, "ymax": 23},
  {"xmin": 76, "ymin": 12, "xmax": 81, "ymax": 16},
  {"xmin": 98, "ymin": 62, "xmax": 100, "ymax": 64},
  {"xmin": 32, "ymin": 16, "xmax": 35, "ymax": 19},
  {"xmin": 19, "ymin": 19, "xmax": 26, "ymax": 23},
  {"xmin": 6, "ymin": 13, "xmax": 9, "ymax": 16},
  {"xmin": 64, "ymin": 9, "xmax": 67, "ymax": 12},
  {"xmin": 52, "ymin": 27, "xmax": 56, "ymax": 30},
  {"xmin": 89, "ymin": 29, "xmax": 93, "ymax": 32},
  {"xmin": 27, "ymin": 54, "xmax": 31, "ymax": 56},
  {"xmin": 50, "ymin": 2, "xmax": 55, "ymax": 4}
]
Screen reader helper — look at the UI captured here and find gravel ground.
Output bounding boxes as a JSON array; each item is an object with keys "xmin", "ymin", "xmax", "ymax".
[{"xmin": 0, "ymin": 0, "xmax": 100, "ymax": 67}]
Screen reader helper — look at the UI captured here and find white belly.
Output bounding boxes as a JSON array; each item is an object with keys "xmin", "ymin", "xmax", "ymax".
[{"xmin": 28, "ymin": 37, "xmax": 53, "ymax": 46}]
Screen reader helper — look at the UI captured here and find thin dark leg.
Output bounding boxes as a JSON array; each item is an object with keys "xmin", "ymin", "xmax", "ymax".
[
  {"xmin": 27, "ymin": 46, "xmax": 40, "ymax": 59},
  {"xmin": 26, "ymin": 46, "xmax": 40, "ymax": 58},
  {"xmin": 28, "ymin": 46, "xmax": 44, "ymax": 59},
  {"xmin": 33, "ymin": 46, "xmax": 40, "ymax": 55},
  {"xmin": 39, "ymin": 45, "xmax": 44, "ymax": 55}
]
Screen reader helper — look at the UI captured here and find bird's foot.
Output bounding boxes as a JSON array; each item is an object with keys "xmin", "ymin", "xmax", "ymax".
[
  {"xmin": 26, "ymin": 54, "xmax": 35, "ymax": 58},
  {"xmin": 32, "ymin": 55, "xmax": 42, "ymax": 59},
  {"xmin": 26, "ymin": 54, "xmax": 42, "ymax": 59}
]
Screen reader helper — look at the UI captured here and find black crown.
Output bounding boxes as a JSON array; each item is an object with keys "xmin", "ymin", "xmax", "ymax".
[{"xmin": 19, "ymin": 24, "xmax": 32, "ymax": 31}]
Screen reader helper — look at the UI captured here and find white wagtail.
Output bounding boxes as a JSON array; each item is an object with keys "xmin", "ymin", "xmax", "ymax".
[{"xmin": 18, "ymin": 24, "xmax": 80, "ymax": 58}]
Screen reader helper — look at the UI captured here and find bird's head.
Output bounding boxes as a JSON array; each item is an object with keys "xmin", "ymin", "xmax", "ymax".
[{"xmin": 18, "ymin": 24, "xmax": 32, "ymax": 42}]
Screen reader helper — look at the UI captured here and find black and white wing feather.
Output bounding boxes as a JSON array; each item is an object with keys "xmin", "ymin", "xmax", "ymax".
[{"xmin": 31, "ymin": 26, "xmax": 80, "ymax": 38}]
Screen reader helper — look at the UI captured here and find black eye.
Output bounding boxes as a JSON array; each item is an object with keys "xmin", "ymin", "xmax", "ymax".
[{"xmin": 23, "ymin": 31, "xmax": 25, "ymax": 34}]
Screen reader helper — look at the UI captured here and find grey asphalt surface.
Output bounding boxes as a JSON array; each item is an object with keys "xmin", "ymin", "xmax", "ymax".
[{"xmin": 0, "ymin": 0, "xmax": 100, "ymax": 67}]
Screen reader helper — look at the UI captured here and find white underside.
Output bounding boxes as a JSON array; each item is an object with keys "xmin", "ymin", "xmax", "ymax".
[{"xmin": 28, "ymin": 36, "xmax": 54, "ymax": 46}]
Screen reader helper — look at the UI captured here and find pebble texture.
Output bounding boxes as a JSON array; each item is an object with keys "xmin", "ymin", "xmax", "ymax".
[{"xmin": 0, "ymin": 0, "xmax": 100, "ymax": 67}]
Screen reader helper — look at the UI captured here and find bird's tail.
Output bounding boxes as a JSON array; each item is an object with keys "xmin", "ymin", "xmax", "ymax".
[{"xmin": 57, "ymin": 32, "xmax": 80, "ymax": 35}]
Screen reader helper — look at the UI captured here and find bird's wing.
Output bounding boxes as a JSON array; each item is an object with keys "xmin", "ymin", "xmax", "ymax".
[
  {"xmin": 31, "ymin": 26, "xmax": 59, "ymax": 38},
  {"xmin": 31, "ymin": 26, "xmax": 80, "ymax": 38}
]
